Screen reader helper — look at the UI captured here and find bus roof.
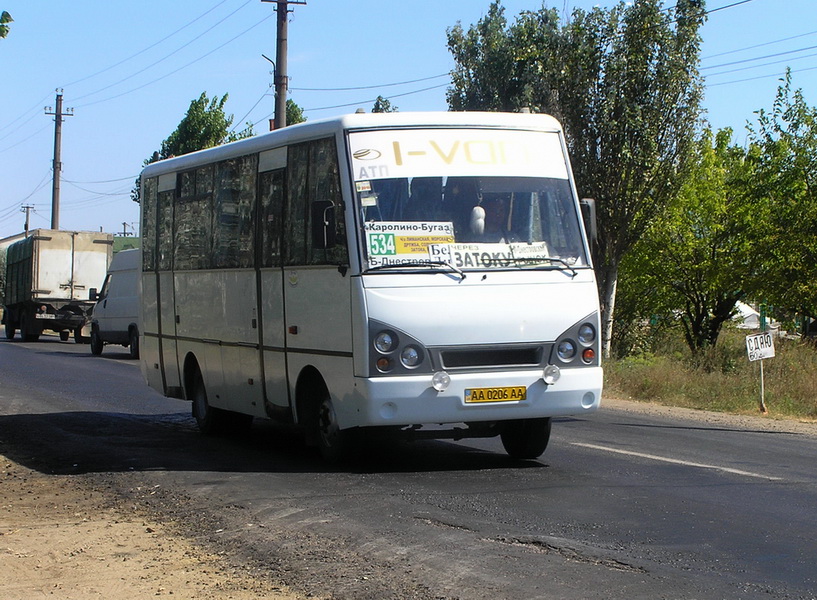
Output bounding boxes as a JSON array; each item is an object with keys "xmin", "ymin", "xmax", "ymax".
[{"xmin": 140, "ymin": 111, "xmax": 565, "ymax": 179}]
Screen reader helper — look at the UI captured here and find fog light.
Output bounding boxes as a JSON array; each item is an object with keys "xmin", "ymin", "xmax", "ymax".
[
  {"xmin": 543, "ymin": 364, "xmax": 561, "ymax": 385},
  {"xmin": 432, "ymin": 371, "xmax": 450, "ymax": 392},
  {"xmin": 582, "ymin": 348, "xmax": 596, "ymax": 363},
  {"xmin": 376, "ymin": 357, "xmax": 392, "ymax": 372}
]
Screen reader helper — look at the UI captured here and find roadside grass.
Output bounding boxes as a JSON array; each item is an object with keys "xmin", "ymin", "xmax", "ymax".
[{"xmin": 604, "ymin": 327, "xmax": 817, "ymax": 421}]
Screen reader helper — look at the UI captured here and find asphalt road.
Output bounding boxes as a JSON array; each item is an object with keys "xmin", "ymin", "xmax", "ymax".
[{"xmin": 1, "ymin": 336, "xmax": 815, "ymax": 599}]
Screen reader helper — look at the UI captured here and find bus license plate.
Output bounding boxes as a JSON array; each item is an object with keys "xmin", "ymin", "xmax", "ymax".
[
  {"xmin": 464, "ymin": 386, "xmax": 527, "ymax": 403},
  {"xmin": 35, "ymin": 313, "xmax": 56, "ymax": 319}
]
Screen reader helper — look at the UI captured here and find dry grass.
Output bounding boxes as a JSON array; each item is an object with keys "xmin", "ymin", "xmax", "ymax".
[{"xmin": 604, "ymin": 328, "xmax": 817, "ymax": 421}]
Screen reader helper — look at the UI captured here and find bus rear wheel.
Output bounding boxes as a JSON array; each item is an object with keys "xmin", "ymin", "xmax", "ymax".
[
  {"xmin": 4, "ymin": 321, "xmax": 16, "ymax": 340},
  {"xmin": 500, "ymin": 418, "xmax": 552, "ymax": 459},
  {"xmin": 191, "ymin": 372, "xmax": 252, "ymax": 435}
]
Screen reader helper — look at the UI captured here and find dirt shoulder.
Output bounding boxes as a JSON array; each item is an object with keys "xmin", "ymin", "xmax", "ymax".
[
  {"xmin": 0, "ymin": 457, "xmax": 302, "ymax": 600},
  {"xmin": 1, "ymin": 398, "xmax": 813, "ymax": 599}
]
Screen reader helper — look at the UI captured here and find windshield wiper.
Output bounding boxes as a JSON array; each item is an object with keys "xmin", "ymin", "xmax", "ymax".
[
  {"xmin": 365, "ymin": 260, "xmax": 466, "ymax": 280},
  {"xmin": 483, "ymin": 255, "xmax": 578, "ymax": 278}
]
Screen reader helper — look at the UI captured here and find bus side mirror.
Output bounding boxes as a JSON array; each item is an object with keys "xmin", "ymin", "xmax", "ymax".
[
  {"xmin": 311, "ymin": 200, "xmax": 337, "ymax": 249},
  {"xmin": 89, "ymin": 288, "xmax": 98, "ymax": 301},
  {"xmin": 580, "ymin": 198, "xmax": 598, "ymax": 245}
]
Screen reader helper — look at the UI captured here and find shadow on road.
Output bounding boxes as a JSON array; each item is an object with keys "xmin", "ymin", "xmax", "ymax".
[{"xmin": 0, "ymin": 410, "xmax": 545, "ymax": 477}]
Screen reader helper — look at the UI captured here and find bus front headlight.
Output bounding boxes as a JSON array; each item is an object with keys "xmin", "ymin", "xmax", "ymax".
[
  {"xmin": 374, "ymin": 331, "xmax": 398, "ymax": 353},
  {"xmin": 400, "ymin": 345, "xmax": 423, "ymax": 368}
]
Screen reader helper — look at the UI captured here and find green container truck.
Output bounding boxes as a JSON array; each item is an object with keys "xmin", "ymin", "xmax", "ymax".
[{"xmin": 2, "ymin": 229, "xmax": 113, "ymax": 342}]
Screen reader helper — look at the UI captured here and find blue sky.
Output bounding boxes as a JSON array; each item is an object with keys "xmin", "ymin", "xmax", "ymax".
[{"xmin": 1, "ymin": 0, "xmax": 815, "ymax": 240}]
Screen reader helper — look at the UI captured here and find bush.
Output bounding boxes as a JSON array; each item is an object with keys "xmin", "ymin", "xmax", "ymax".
[{"xmin": 605, "ymin": 328, "xmax": 817, "ymax": 419}]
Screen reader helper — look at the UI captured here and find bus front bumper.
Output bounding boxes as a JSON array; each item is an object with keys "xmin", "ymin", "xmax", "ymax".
[{"xmin": 345, "ymin": 367, "xmax": 603, "ymax": 429}]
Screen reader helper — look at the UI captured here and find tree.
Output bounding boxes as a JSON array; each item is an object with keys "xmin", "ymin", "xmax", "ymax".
[
  {"xmin": 447, "ymin": 0, "xmax": 706, "ymax": 357},
  {"xmin": 131, "ymin": 92, "xmax": 253, "ymax": 202},
  {"xmin": 286, "ymin": 99, "xmax": 306, "ymax": 125},
  {"xmin": 617, "ymin": 128, "xmax": 760, "ymax": 354},
  {"xmin": 748, "ymin": 70, "xmax": 817, "ymax": 332},
  {"xmin": 372, "ymin": 95, "xmax": 398, "ymax": 113},
  {"xmin": 0, "ymin": 11, "xmax": 12, "ymax": 38}
]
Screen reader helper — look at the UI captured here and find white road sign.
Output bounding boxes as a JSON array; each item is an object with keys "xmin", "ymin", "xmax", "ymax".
[{"xmin": 746, "ymin": 332, "xmax": 775, "ymax": 361}]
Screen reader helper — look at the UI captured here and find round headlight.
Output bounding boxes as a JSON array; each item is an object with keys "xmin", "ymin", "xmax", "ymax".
[
  {"xmin": 374, "ymin": 331, "xmax": 398, "ymax": 354},
  {"xmin": 557, "ymin": 339, "xmax": 577, "ymax": 361},
  {"xmin": 543, "ymin": 364, "xmax": 561, "ymax": 385},
  {"xmin": 578, "ymin": 324, "xmax": 596, "ymax": 345},
  {"xmin": 400, "ymin": 345, "xmax": 423, "ymax": 368},
  {"xmin": 432, "ymin": 371, "xmax": 450, "ymax": 392}
]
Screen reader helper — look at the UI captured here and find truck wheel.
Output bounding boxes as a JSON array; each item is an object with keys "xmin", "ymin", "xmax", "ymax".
[
  {"xmin": 20, "ymin": 313, "xmax": 40, "ymax": 342},
  {"xmin": 4, "ymin": 322, "xmax": 15, "ymax": 340},
  {"xmin": 90, "ymin": 328, "xmax": 103, "ymax": 356},
  {"xmin": 500, "ymin": 418, "xmax": 552, "ymax": 460},
  {"xmin": 74, "ymin": 328, "xmax": 89, "ymax": 344},
  {"xmin": 59, "ymin": 330, "xmax": 70, "ymax": 342}
]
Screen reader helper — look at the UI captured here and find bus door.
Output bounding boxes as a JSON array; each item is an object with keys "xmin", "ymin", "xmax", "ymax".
[
  {"xmin": 257, "ymin": 153, "xmax": 289, "ymax": 417},
  {"xmin": 279, "ymin": 139, "xmax": 353, "ymax": 424}
]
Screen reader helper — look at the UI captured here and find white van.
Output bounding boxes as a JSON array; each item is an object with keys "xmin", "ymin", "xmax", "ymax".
[{"xmin": 89, "ymin": 248, "xmax": 140, "ymax": 358}]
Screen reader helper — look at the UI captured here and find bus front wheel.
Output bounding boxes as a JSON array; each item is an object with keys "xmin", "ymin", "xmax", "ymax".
[
  {"xmin": 500, "ymin": 418, "xmax": 552, "ymax": 459},
  {"xmin": 315, "ymin": 395, "xmax": 356, "ymax": 463}
]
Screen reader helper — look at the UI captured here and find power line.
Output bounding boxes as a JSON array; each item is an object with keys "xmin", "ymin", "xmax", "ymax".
[
  {"xmin": 75, "ymin": 12, "xmax": 275, "ymax": 109},
  {"xmin": 703, "ymin": 29, "xmax": 817, "ymax": 61},
  {"xmin": 71, "ymin": 0, "xmax": 255, "ymax": 104},
  {"xmin": 706, "ymin": 63, "xmax": 817, "ymax": 88},
  {"xmin": 701, "ymin": 44, "xmax": 817, "ymax": 71},
  {"xmin": 292, "ymin": 73, "xmax": 449, "ymax": 92},
  {"xmin": 61, "ymin": 0, "xmax": 236, "ymax": 89},
  {"xmin": 705, "ymin": 51, "xmax": 817, "ymax": 79}
]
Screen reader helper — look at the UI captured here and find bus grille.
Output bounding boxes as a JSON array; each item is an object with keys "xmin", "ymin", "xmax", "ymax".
[{"xmin": 439, "ymin": 346, "xmax": 545, "ymax": 369}]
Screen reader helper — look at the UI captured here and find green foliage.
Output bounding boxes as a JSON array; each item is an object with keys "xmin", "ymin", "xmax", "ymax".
[
  {"xmin": 617, "ymin": 128, "xmax": 762, "ymax": 353},
  {"xmin": 747, "ymin": 70, "xmax": 817, "ymax": 328},
  {"xmin": 447, "ymin": 0, "xmax": 707, "ymax": 356},
  {"xmin": 131, "ymin": 92, "xmax": 253, "ymax": 203},
  {"xmin": 286, "ymin": 99, "xmax": 306, "ymax": 125},
  {"xmin": 0, "ymin": 11, "xmax": 11, "ymax": 38},
  {"xmin": 372, "ymin": 96, "xmax": 398, "ymax": 113}
]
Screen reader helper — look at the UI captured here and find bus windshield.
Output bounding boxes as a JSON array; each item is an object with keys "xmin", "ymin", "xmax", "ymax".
[
  {"xmin": 349, "ymin": 128, "xmax": 588, "ymax": 271},
  {"xmin": 357, "ymin": 175, "xmax": 587, "ymax": 271}
]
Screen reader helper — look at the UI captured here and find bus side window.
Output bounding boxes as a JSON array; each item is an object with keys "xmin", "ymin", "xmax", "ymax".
[
  {"xmin": 157, "ymin": 189, "xmax": 174, "ymax": 271},
  {"xmin": 174, "ymin": 167, "xmax": 213, "ymax": 270},
  {"xmin": 285, "ymin": 137, "xmax": 347, "ymax": 267},
  {"xmin": 308, "ymin": 138, "xmax": 347, "ymax": 266},
  {"xmin": 258, "ymin": 169, "xmax": 284, "ymax": 268},
  {"xmin": 142, "ymin": 177, "xmax": 158, "ymax": 271},
  {"xmin": 213, "ymin": 154, "xmax": 257, "ymax": 269}
]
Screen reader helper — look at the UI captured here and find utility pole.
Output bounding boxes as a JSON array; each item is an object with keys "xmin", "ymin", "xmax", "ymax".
[
  {"xmin": 44, "ymin": 89, "xmax": 74, "ymax": 230},
  {"xmin": 261, "ymin": 0, "xmax": 306, "ymax": 130},
  {"xmin": 21, "ymin": 204, "xmax": 34, "ymax": 237}
]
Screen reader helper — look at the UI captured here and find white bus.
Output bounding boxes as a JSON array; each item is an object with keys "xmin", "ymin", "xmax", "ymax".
[{"xmin": 139, "ymin": 111, "xmax": 602, "ymax": 461}]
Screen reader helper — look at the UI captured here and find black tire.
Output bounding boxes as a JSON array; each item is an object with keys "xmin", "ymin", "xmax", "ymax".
[
  {"xmin": 128, "ymin": 328, "xmax": 140, "ymax": 359},
  {"xmin": 90, "ymin": 328, "xmax": 103, "ymax": 356},
  {"xmin": 59, "ymin": 330, "xmax": 70, "ymax": 342},
  {"xmin": 500, "ymin": 418, "xmax": 552, "ymax": 459},
  {"xmin": 74, "ymin": 328, "xmax": 88, "ymax": 344},
  {"xmin": 315, "ymin": 394, "xmax": 357, "ymax": 463},
  {"xmin": 191, "ymin": 371, "xmax": 252, "ymax": 435},
  {"xmin": 20, "ymin": 312, "xmax": 40, "ymax": 342},
  {"xmin": 4, "ymin": 321, "xmax": 16, "ymax": 340}
]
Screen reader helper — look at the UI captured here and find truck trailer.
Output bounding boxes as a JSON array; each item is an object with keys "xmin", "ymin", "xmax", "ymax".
[{"xmin": 3, "ymin": 229, "xmax": 113, "ymax": 342}]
